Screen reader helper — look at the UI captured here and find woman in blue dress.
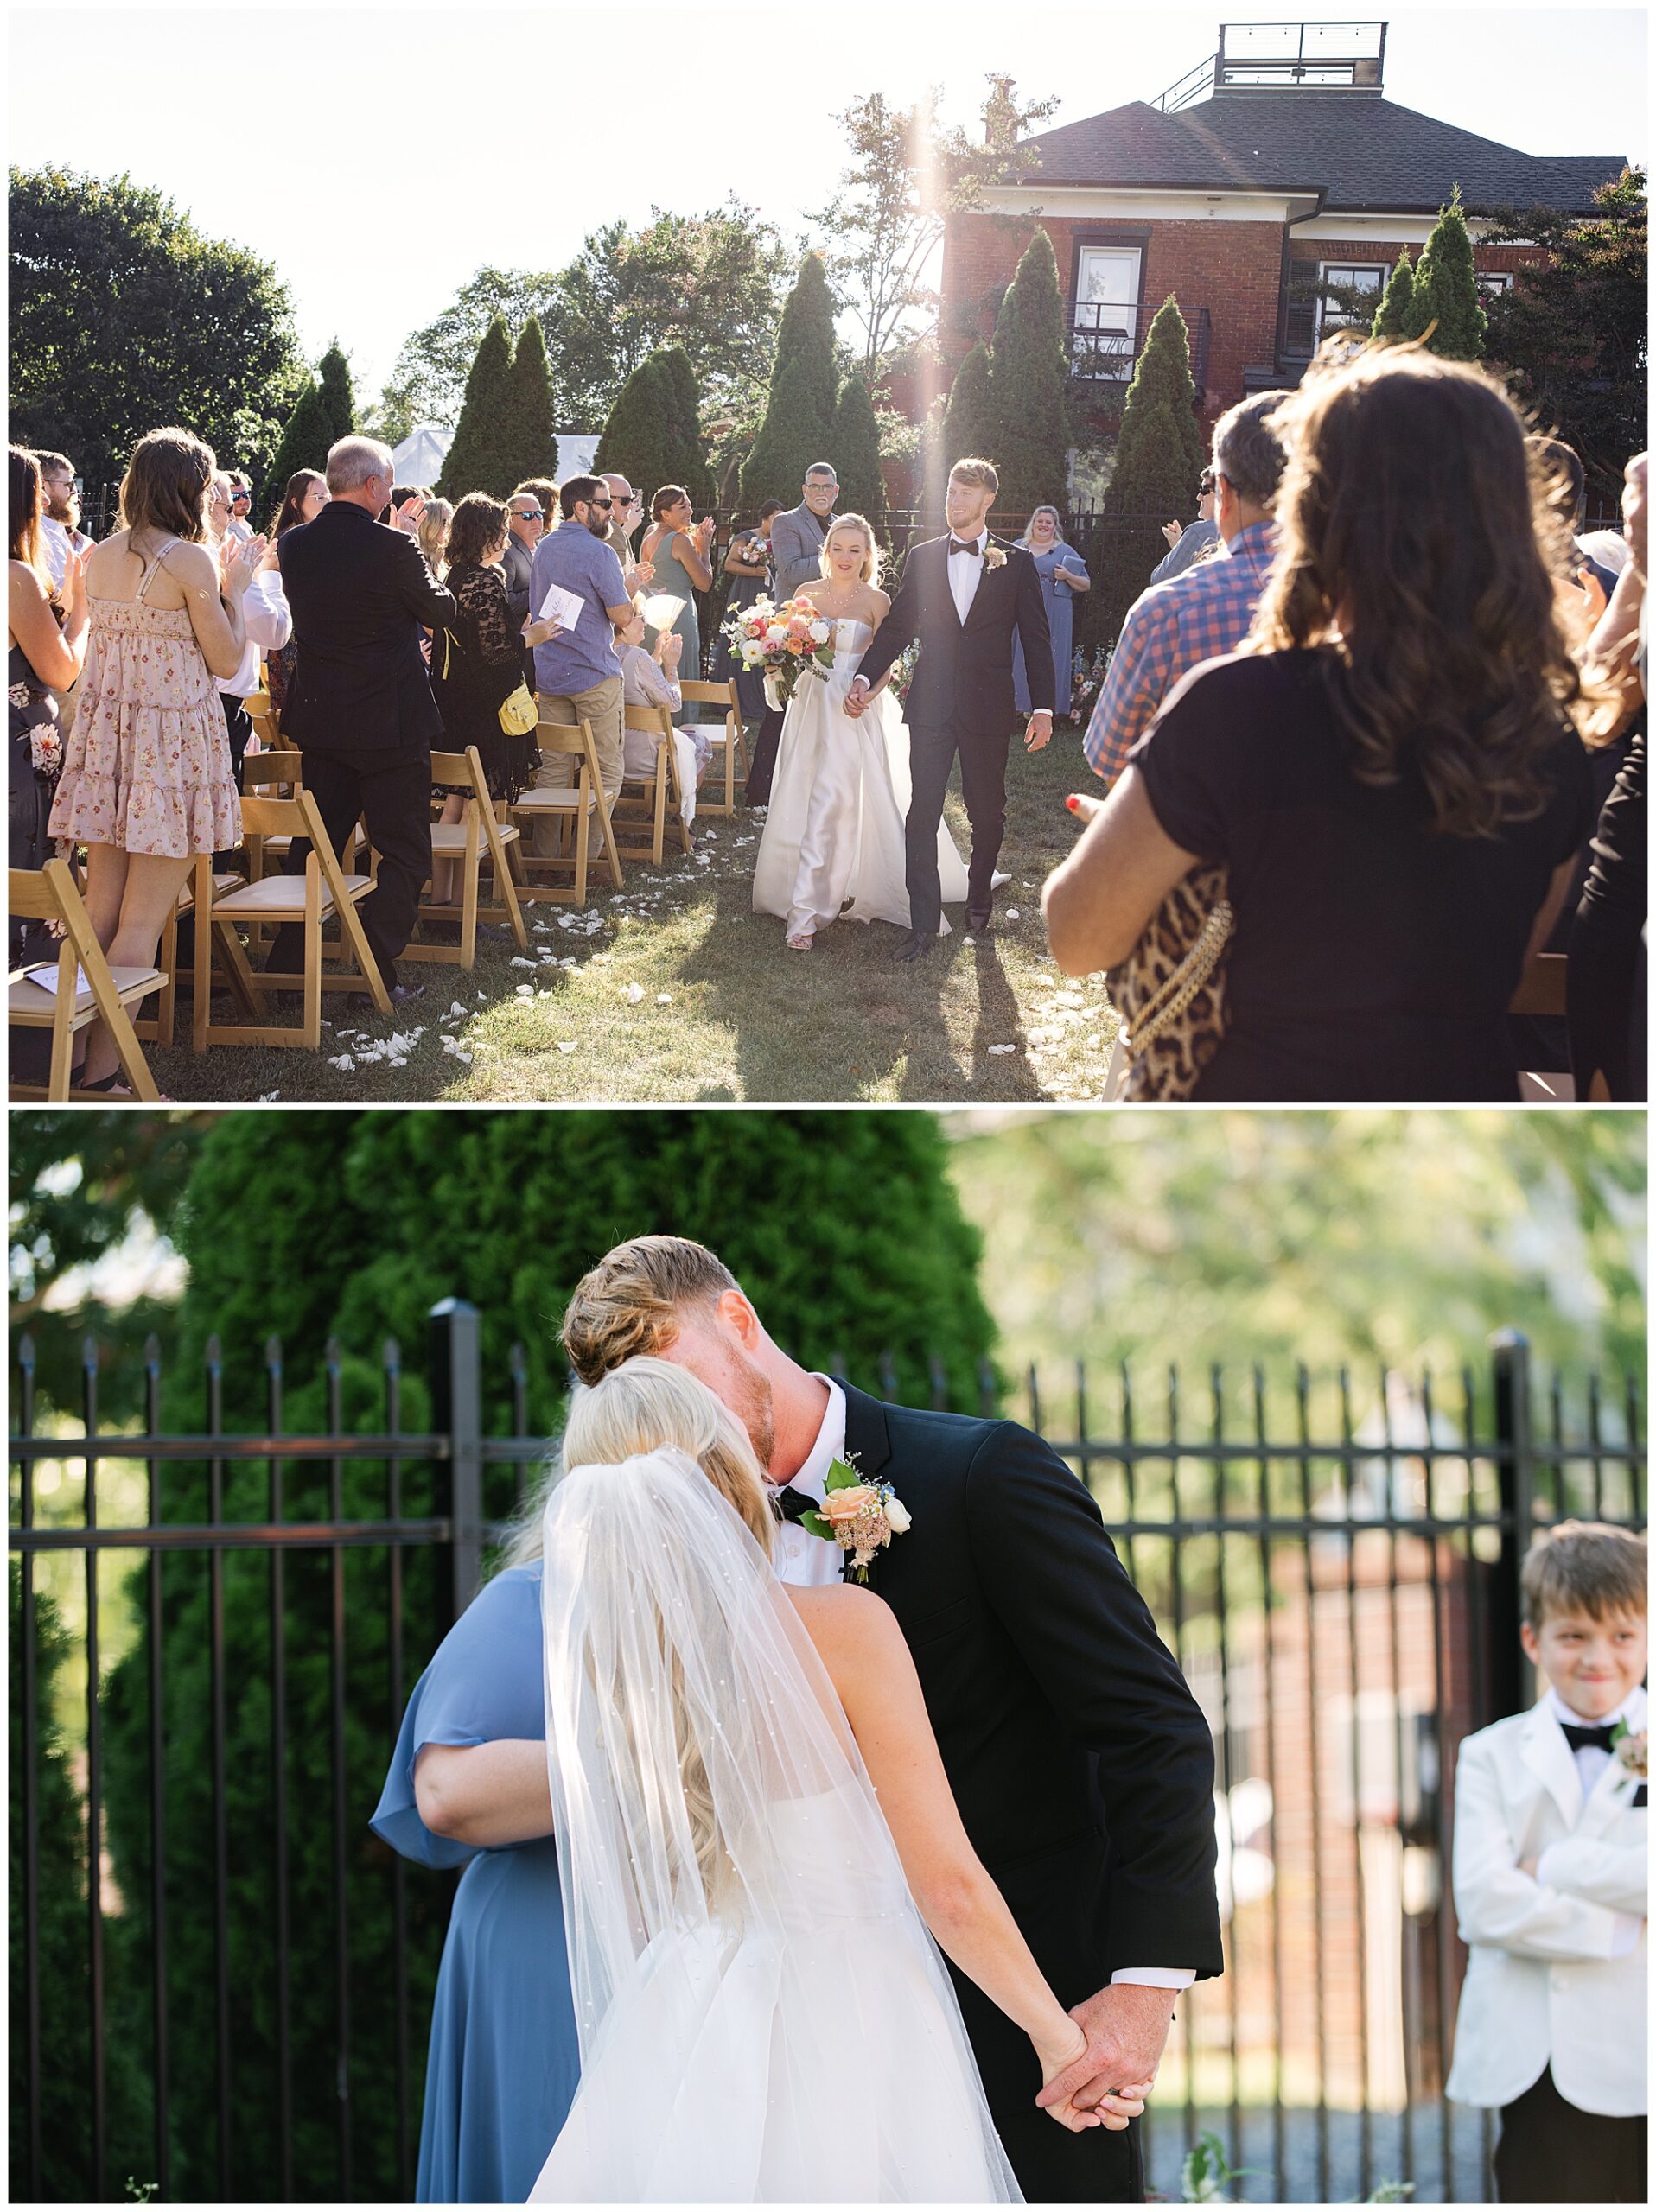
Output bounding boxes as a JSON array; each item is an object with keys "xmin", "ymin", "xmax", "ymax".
[
  {"xmin": 371, "ymin": 1539, "xmax": 579, "ymax": 2203},
  {"xmin": 1012, "ymin": 505, "xmax": 1092, "ymax": 719}
]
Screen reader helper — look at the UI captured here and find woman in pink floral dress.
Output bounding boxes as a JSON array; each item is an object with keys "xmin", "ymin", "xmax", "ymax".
[{"xmin": 49, "ymin": 427, "xmax": 260, "ymax": 1089}]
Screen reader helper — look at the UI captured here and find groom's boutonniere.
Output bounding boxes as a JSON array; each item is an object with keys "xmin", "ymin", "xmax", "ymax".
[
  {"xmin": 800, "ymin": 1456, "xmax": 912, "ymax": 1583},
  {"xmin": 983, "ymin": 543, "xmax": 1007, "ymax": 570},
  {"xmin": 1610, "ymin": 1718, "xmax": 1648, "ymax": 1781}
]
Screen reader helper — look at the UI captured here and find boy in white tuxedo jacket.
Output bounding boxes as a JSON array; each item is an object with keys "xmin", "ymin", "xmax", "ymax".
[{"xmin": 1445, "ymin": 1521, "xmax": 1646, "ymax": 2202}]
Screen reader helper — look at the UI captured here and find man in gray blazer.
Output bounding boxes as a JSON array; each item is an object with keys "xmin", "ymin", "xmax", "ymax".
[{"xmin": 768, "ymin": 464, "xmax": 838, "ymax": 595}]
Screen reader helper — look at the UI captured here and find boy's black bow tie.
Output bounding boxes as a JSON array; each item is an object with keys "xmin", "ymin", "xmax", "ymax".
[
  {"xmin": 769, "ymin": 1484, "xmax": 818, "ymax": 1525},
  {"xmin": 1559, "ymin": 1719, "xmax": 1618, "ymax": 1752},
  {"xmin": 948, "ymin": 538, "xmax": 982, "ymax": 557}
]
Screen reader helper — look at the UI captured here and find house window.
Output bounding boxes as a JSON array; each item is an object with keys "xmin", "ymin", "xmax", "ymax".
[
  {"xmin": 1476, "ymin": 271, "xmax": 1513, "ymax": 301},
  {"xmin": 1071, "ymin": 246, "xmax": 1143, "ymax": 379},
  {"xmin": 1315, "ymin": 262, "xmax": 1388, "ymax": 340}
]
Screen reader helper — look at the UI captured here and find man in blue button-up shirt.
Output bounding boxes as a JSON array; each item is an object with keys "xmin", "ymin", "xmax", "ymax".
[{"xmin": 526, "ymin": 476, "xmax": 634, "ymax": 842}]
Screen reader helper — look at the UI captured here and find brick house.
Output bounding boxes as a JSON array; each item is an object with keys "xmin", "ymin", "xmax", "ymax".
[{"xmin": 937, "ymin": 21, "xmax": 1625, "ymax": 486}]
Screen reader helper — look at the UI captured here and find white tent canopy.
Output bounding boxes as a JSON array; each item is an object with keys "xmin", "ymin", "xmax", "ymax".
[{"xmin": 390, "ymin": 423, "xmax": 452, "ymax": 485}]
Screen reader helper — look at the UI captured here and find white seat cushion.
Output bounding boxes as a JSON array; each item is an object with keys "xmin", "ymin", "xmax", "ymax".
[
  {"xmin": 430, "ymin": 821, "xmax": 520, "ymax": 853},
  {"xmin": 213, "ymin": 872, "xmax": 371, "ymax": 918},
  {"xmin": 10, "ymin": 964, "xmax": 164, "ymax": 1023}
]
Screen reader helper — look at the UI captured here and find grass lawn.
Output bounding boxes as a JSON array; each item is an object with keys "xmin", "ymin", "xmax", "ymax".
[{"xmin": 147, "ymin": 723, "xmax": 1121, "ymax": 1104}]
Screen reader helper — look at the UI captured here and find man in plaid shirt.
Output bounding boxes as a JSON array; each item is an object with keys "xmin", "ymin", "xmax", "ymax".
[{"xmin": 1084, "ymin": 393, "xmax": 1290, "ymax": 785}]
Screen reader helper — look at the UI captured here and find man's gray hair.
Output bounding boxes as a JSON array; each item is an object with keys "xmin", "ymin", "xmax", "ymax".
[
  {"xmin": 805, "ymin": 463, "xmax": 838, "ymax": 482},
  {"xmin": 326, "ymin": 436, "xmax": 394, "ymax": 494},
  {"xmin": 1211, "ymin": 393, "xmax": 1290, "ymax": 511}
]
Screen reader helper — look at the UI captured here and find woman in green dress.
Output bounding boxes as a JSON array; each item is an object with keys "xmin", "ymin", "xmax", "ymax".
[{"xmin": 639, "ymin": 484, "xmax": 715, "ymax": 688}]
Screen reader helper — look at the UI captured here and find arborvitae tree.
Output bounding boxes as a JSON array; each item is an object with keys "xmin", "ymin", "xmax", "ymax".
[
  {"xmin": 1371, "ymin": 250, "xmax": 1416, "ymax": 341},
  {"xmin": 940, "ymin": 343, "xmax": 997, "ymax": 481},
  {"xmin": 265, "ymin": 378, "xmax": 333, "ymax": 507},
  {"xmin": 984, "ymin": 228, "xmax": 1071, "ymax": 519},
  {"xmin": 315, "ymin": 342, "xmax": 357, "ymax": 448},
  {"xmin": 92, "ymin": 1110, "xmax": 997, "ymax": 2203},
  {"xmin": 1404, "ymin": 188, "xmax": 1487, "ymax": 360},
  {"xmin": 593, "ymin": 354, "xmax": 681, "ymax": 508},
  {"xmin": 500, "ymin": 315, "xmax": 560, "ymax": 491},
  {"xmin": 437, "ymin": 314, "xmax": 517, "ymax": 499},
  {"xmin": 1096, "ymin": 302, "xmax": 1209, "ymax": 641},
  {"xmin": 740, "ymin": 255, "xmax": 838, "ymax": 505},
  {"xmin": 656, "ymin": 346, "xmax": 715, "ymax": 508},
  {"xmin": 831, "ymin": 373, "xmax": 886, "ymax": 528}
]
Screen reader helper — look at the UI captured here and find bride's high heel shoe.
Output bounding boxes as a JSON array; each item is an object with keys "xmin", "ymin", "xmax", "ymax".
[{"xmin": 787, "ymin": 931, "xmax": 814, "ymax": 951}]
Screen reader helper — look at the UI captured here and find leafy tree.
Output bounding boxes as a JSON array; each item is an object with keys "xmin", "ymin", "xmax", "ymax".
[
  {"xmin": 315, "ymin": 343, "xmax": 356, "ymax": 449},
  {"xmin": 984, "ymin": 227, "xmax": 1070, "ymax": 518},
  {"xmin": 811, "ymin": 77, "xmax": 1059, "ymax": 378},
  {"xmin": 9, "ymin": 166, "xmax": 304, "ymax": 492},
  {"xmin": 436, "ymin": 315, "xmax": 517, "ymax": 500},
  {"xmin": 499, "ymin": 315, "xmax": 560, "ymax": 493},
  {"xmin": 831, "ymin": 374, "xmax": 886, "ymax": 528},
  {"xmin": 1404, "ymin": 188, "xmax": 1487, "ymax": 360},
  {"xmin": 940, "ymin": 342, "xmax": 997, "ymax": 479},
  {"xmin": 656, "ymin": 346, "xmax": 715, "ymax": 508},
  {"xmin": 740, "ymin": 256, "xmax": 839, "ymax": 506},
  {"xmin": 1481, "ymin": 167, "xmax": 1648, "ymax": 508},
  {"xmin": 1370, "ymin": 249, "xmax": 1416, "ymax": 340},
  {"xmin": 1097, "ymin": 299, "xmax": 1206, "ymax": 639},
  {"xmin": 593, "ymin": 354, "xmax": 680, "ymax": 511},
  {"xmin": 265, "ymin": 380, "xmax": 334, "ymax": 511},
  {"xmin": 85, "ymin": 1111, "xmax": 995, "ymax": 2199}
]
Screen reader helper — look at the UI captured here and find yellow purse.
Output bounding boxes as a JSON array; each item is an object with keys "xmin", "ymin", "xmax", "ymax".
[{"xmin": 497, "ymin": 682, "xmax": 538, "ymax": 736}]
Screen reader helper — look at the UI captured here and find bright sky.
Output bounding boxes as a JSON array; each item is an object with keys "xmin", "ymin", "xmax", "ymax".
[{"xmin": 9, "ymin": 3, "xmax": 1646, "ymax": 404}]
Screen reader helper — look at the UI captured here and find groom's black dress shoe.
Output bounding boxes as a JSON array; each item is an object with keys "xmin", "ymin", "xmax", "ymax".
[
  {"xmin": 966, "ymin": 904, "xmax": 993, "ymax": 935},
  {"xmin": 892, "ymin": 931, "xmax": 934, "ymax": 963}
]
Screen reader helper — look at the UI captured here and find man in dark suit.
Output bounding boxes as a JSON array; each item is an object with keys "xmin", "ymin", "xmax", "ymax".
[
  {"xmin": 271, "ymin": 437, "xmax": 457, "ymax": 1000},
  {"xmin": 850, "ymin": 455, "xmax": 1055, "ymax": 959},
  {"xmin": 563, "ymin": 1234, "xmax": 1223, "ymax": 2207}
]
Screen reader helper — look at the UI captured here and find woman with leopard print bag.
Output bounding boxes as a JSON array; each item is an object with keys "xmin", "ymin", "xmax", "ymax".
[{"xmin": 1043, "ymin": 349, "xmax": 1610, "ymax": 1103}]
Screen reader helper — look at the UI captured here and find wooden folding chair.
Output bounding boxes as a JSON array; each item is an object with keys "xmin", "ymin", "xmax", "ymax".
[
  {"xmin": 191, "ymin": 788, "xmax": 388, "ymax": 1051},
  {"xmin": 508, "ymin": 715, "xmax": 625, "ymax": 906},
  {"xmin": 244, "ymin": 673, "xmax": 281, "ymax": 749},
  {"xmin": 9, "ymin": 858, "xmax": 162, "ymax": 1100},
  {"xmin": 614, "ymin": 704, "xmax": 693, "ymax": 868},
  {"xmin": 137, "ymin": 860, "xmax": 249, "ymax": 1052},
  {"xmin": 679, "ymin": 678, "xmax": 748, "ymax": 816},
  {"xmin": 405, "ymin": 746, "xmax": 529, "ymax": 969}
]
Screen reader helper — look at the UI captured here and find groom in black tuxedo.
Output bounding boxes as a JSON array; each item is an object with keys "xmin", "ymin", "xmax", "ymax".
[
  {"xmin": 564, "ymin": 1236, "xmax": 1224, "ymax": 2206},
  {"xmin": 849, "ymin": 456, "xmax": 1055, "ymax": 961}
]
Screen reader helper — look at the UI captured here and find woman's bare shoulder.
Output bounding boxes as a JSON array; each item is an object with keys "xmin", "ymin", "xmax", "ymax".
[
  {"xmin": 787, "ymin": 1580, "xmax": 900, "ymax": 1656},
  {"xmin": 865, "ymin": 586, "xmax": 892, "ymax": 621}
]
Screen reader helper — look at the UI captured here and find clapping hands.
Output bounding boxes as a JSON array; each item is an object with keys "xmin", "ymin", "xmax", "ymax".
[
  {"xmin": 222, "ymin": 531, "xmax": 266, "ymax": 597},
  {"xmin": 1161, "ymin": 519, "xmax": 1183, "ymax": 549},
  {"xmin": 392, "ymin": 493, "xmax": 426, "ymax": 538}
]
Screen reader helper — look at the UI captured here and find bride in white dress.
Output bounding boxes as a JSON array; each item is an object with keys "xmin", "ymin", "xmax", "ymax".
[
  {"xmin": 528, "ymin": 1359, "xmax": 1143, "ymax": 2203},
  {"xmin": 752, "ymin": 515, "xmax": 969, "ymax": 950}
]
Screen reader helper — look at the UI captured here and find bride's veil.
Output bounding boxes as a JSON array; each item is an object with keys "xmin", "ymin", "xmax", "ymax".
[{"xmin": 538, "ymin": 1444, "xmax": 1022, "ymax": 2202}]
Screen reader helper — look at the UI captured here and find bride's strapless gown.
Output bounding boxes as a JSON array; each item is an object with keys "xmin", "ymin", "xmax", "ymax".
[
  {"xmin": 752, "ymin": 619, "xmax": 969, "ymax": 939},
  {"xmin": 528, "ymin": 1791, "xmax": 1020, "ymax": 2202}
]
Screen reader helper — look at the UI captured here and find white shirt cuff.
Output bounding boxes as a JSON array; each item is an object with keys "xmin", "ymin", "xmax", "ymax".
[{"xmin": 1110, "ymin": 1967, "xmax": 1197, "ymax": 1990}]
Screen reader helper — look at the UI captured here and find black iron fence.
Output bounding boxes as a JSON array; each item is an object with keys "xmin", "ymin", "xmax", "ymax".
[{"xmin": 9, "ymin": 1312, "xmax": 1645, "ymax": 2203}]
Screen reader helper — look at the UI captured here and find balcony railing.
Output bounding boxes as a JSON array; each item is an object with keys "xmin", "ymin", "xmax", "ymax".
[{"xmin": 1068, "ymin": 300, "xmax": 1212, "ymax": 393}]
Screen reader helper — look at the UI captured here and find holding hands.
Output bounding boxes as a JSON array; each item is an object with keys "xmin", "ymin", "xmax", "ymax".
[
  {"xmin": 843, "ymin": 676, "xmax": 871, "ymax": 721},
  {"xmin": 1034, "ymin": 1981, "xmax": 1175, "ymax": 2126}
]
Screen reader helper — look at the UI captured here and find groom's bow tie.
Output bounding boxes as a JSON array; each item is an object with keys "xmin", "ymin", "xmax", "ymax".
[
  {"xmin": 768, "ymin": 1484, "xmax": 819, "ymax": 1526},
  {"xmin": 1560, "ymin": 1719, "xmax": 1619, "ymax": 1753},
  {"xmin": 948, "ymin": 537, "xmax": 982, "ymax": 558}
]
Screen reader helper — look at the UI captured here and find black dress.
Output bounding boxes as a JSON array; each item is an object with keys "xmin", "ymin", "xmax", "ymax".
[
  {"xmin": 1129, "ymin": 648, "xmax": 1595, "ymax": 1102},
  {"xmin": 1567, "ymin": 712, "xmax": 1646, "ymax": 1099},
  {"xmin": 10, "ymin": 635, "xmax": 64, "ymax": 967},
  {"xmin": 430, "ymin": 562, "xmax": 538, "ymax": 803}
]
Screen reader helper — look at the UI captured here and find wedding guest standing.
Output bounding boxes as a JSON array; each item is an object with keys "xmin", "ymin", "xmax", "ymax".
[
  {"xmin": 1013, "ymin": 505, "xmax": 1090, "ymax": 719},
  {"xmin": 370, "ymin": 1543, "xmax": 580, "ymax": 2204},
  {"xmin": 526, "ymin": 474, "xmax": 633, "ymax": 842},
  {"xmin": 10, "ymin": 446, "xmax": 89, "ymax": 961},
  {"xmin": 417, "ymin": 498, "xmax": 454, "ymax": 580},
  {"xmin": 500, "ymin": 486, "xmax": 545, "ymax": 626},
  {"xmin": 1149, "ymin": 473, "xmax": 1218, "ymax": 584},
  {"xmin": 712, "ymin": 497, "xmax": 782, "ymax": 722},
  {"xmin": 270, "ymin": 436, "xmax": 456, "ymax": 1003},
  {"xmin": 769, "ymin": 464, "xmax": 838, "ymax": 596},
  {"xmin": 34, "ymin": 449, "xmax": 91, "ymax": 594},
  {"xmin": 204, "ymin": 472, "xmax": 291, "ymax": 794},
  {"xmin": 638, "ymin": 484, "xmax": 713, "ymax": 683},
  {"xmin": 1044, "ymin": 352, "xmax": 1601, "ymax": 1101},
  {"xmin": 264, "ymin": 470, "xmax": 329, "ymax": 721},
  {"xmin": 48, "ymin": 426, "xmax": 257, "ymax": 1090},
  {"xmin": 1443, "ymin": 1521, "xmax": 1646, "ymax": 2203}
]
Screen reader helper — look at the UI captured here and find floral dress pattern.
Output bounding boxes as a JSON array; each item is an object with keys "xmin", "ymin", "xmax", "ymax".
[{"xmin": 48, "ymin": 537, "xmax": 240, "ymax": 858}]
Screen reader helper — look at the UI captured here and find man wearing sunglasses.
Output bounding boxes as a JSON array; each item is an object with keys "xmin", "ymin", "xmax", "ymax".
[
  {"xmin": 502, "ymin": 487, "xmax": 545, "ymax": 626},
  {"xmin": 525, "ymin": 474, "xmax": 636, "ymax": 846}
]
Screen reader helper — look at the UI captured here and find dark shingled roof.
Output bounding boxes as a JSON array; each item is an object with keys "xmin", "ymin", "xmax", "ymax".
[{"xmin": 1012, "ymin": 92, "xmax": 1623, "ymax": 214}]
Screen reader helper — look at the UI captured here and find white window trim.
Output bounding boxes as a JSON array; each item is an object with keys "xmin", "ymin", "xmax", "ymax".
[{"xmin": 1315, "ymin": 260, "xmax": 1389, "ymax": 340}]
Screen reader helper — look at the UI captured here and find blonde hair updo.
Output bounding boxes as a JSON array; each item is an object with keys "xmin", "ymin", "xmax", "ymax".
[{"xmin": 557, "ymin": 1355, "xmax": 774, "ymax": 1559}]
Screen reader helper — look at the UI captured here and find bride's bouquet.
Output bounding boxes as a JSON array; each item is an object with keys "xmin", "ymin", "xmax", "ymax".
[{"xmin": 721, "ymin": 594, "xmax": 836, "ymax": 709}]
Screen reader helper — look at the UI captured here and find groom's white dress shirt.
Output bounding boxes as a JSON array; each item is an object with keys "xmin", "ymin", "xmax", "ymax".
[
  {"xmin": 947, "ymin": 529, "xmax": 989, "ymax": 625},
  {"xmin": 767, "ymin": 1376, "xmax": 1195, "ymax": 1993}
]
